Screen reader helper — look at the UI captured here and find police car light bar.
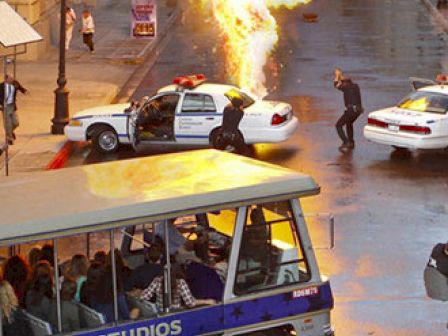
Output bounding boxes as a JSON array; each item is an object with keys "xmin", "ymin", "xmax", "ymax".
[
  {"xmin": 173, "ymin": 74, "xmax": 207, "ymax": 89},
  {"xmin": 436, "ymin": 74, "xmax": 448, "ymax": 84}
]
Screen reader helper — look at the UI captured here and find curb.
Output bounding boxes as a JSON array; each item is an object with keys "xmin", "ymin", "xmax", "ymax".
[
  {"xmin": 45, "ymin": 141, "xmax": 74, "ymax": 170},
  {"xmin": 421, "ymin": 0, "xmax": 448, "ymax": 33}
]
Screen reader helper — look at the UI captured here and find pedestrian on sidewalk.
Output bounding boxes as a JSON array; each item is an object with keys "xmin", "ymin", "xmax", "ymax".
[
  {"xmin": 333, "ymin": 68, "xmax": 364, "ymax": 151},
  {"xmin": 80, "ymin": 9, "xmax": 95, "ymax": 53},
  {"xmin": 65, "ymin": 6, "xmax": 77, "ymax": 50},
  {"xmin": 0, "ymin": 75, "xmax": 28, "ymax": 145}
]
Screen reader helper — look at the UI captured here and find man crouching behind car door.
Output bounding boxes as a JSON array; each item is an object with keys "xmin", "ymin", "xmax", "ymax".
[{"xmin": 218, "ymin": 97, "xmax": 251, "ymax": 156}]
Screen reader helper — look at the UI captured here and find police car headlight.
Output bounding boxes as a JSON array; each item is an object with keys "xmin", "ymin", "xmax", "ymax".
[{"xmin": 69, "ymin": 119, "xmax": 83, "ymax": 127}]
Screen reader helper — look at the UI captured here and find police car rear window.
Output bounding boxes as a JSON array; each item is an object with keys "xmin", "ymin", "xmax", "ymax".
[{"xmin": 397, "ymin": 91, "xmax": 448, "ymax": 114}]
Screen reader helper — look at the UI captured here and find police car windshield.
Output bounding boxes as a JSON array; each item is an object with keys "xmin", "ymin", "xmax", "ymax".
[
  {"xmin": 397, "ymin": 91, "xmax": 448, "ymax": 114},
  {"xmin": 225, "ymin": 89, "xmax": 255, "ymax": 108}
]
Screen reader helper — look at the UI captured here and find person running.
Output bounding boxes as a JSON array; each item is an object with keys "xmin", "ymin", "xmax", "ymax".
[
  {"xmin": 333, "ymin": 68, "xmax": 364, "ymax": 151},
  {"xmin": 80, "ymin": 9, "xmax": 95, "ymax": 53}
]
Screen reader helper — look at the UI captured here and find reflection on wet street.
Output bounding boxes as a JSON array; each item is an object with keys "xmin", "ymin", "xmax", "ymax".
[{"xmin": 66, "ymin": 0, "xmax": 448, "ymax": 334}]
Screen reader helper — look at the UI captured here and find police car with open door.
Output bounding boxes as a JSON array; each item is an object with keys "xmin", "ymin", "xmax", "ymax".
[{"xmin": 64, "ymin": 75, "xmax": 299, "ymax": 154}]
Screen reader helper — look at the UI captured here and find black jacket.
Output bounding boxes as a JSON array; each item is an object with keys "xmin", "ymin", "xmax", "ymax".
[
  {"xmin": 0, "ymin": 81, "xmax": 27, "ymax": 110},
  {"xmin": 221, "ymin": 104, "xmax": 243, "ymax": 134},
  {"xmin": 334, "ymin": 78, "xmax": 362, "ymax": 110},
  {"xmin": 430, "ymin": 243, "xmax": 448, "ymax": 277}
]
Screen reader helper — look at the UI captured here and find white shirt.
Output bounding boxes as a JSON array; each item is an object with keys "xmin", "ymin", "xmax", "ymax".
[
  {"xmin": 5, "ymin": 83, "xmax": 15, "ymax": 105},
  {"xmin": 66, "ymin": 8, "xmax": 76, "ymax": 26},
  {"xmin": 82, "ymin": 15, "xmax": 95, "ymax": 33}
]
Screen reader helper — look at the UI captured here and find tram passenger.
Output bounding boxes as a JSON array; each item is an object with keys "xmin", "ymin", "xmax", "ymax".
[
  {"xmin": 3, "ymin": 255, "xmax": 31, "ymax": 307},
  {"xmin": 90, "ymin": 265, "xmax": 133, "ymax": 323},
  {"xmin": 125, "ymin": 245, "xmax": 163, "ymax": 291},
  {"xmin": 93, "ymin": 250, "xmax": 107, "ymax": 265},
  {"xmin": 68, "ymin": 254, "xmax": 89, "ymax": 302},
  {"xmin": 80, "ymin": 261, "xmax": 103, "ymax": 307},
  {"xmin": 0, "ymin": 280, "xmax": 30, "ymax": 336},
  {"xmin": 28, "ymin": 247, "xmax": 41, "ymax": 268},
  {"xmin": 50, "ymin": 277, "xmax": 80, "ymax": 332},
  {"xmin": 25, "ymin": 260, "xmax": 54, "ymax": 323},
  {"xmin": 139, "ymin": 263, "xmax": 216, "ymax": 311},
  {"xmin": 39, "ymin": 244, "xmax": 55, "ymax": 267},
  {"xmin": 106, "ymin": 249, "xmax": 133, "ymax": 288}
]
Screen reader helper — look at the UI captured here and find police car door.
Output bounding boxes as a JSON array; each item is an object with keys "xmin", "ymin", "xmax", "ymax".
[{"xmin": 175, "ymin": 93, "xmax": 221, "ymax": 144}]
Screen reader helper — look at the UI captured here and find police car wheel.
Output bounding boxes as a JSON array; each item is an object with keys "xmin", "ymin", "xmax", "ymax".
[
  {"xmin": 210, "ymin": 128, "xmax": 224, "ymax": 149},
  {"xmin": 92, "ymin": 126, "xmax": 119, "ymax": 154}
]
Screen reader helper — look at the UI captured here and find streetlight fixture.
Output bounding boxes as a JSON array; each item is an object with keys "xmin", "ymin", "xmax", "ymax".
[{"xmin": 51, "ymin": 0, "xmax": 69, "ymax": 134}]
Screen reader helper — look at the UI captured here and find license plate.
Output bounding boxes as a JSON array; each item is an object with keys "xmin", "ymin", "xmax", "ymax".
[{"xmin": 388, "ymin": 124, "xmax": 399, "ymax": 132}]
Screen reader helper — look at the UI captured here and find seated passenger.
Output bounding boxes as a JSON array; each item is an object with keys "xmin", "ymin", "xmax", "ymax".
[
  {"xmin": 0, "ymin": 280, "xmax": 31, "ymax": 336},
  {"xmin": 39, "ymin": 244, "xmax": 55, "ymax": 268},
  {"xmin": 25, "ymin": 260, "xmax": 54, "ymax": 323},
  {"xmin": 28, "ymin": 247, "xmax": 41, "ymax": 268},
  {"xmin": 140, "ymin": 263, "xmax": 215, "ymax": 311},
  {"xmin": 50, "ymin": 277, "xmax": 80, "ymax": 333},
  {"xmin": 185, "ymin": 262, "xmax": 224, "ymax": 301},
  {"xmin": 3, "ymin": 255, "xmax": 31, "ymax": 307},
  {"xmin": 68, "ymin": 254, "xmax": 89, "ymax": 302},
  {"xmin": 93, "ymin": 250, "xmax": 107, "ymax": 266},
  {"xmin": 80, "ymin": 261, "xmax": 103, "ymax": 307},
  {"xmin": 90, "ymin": 265, "xmax": 132, "ymax": 323},
  {"xmin": 125, "ymin": 245, "xmax": 163, "ymax": 291},
  {"xmin": 106, "ymin": 249, "xmax": 133, "ymax": 287}
]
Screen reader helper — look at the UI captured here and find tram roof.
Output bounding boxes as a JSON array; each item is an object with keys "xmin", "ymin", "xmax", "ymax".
[{"xmin": 0, "ymin": 150, "xmax": 319, "ymax": 246}]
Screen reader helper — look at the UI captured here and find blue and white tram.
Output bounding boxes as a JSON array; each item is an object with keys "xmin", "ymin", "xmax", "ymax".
[{"xmin": 0, "ymin": 150, "xmax": 334, "ymax": 336}]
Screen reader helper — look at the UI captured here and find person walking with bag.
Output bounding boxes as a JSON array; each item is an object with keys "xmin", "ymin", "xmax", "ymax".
[
  {"xmin": 80, "ymin": 9, "xmax": 95, "ymax": 53},
  {"xmin": 65, "ymin": 6, "xmax": 77, "ymax": 50},
  {"xmin": 333, "ymin": 68, "xmax": 364, "ymax": 151},
  {"xmin": 0, "ymin": 75, "xmax": 28, "ymax": 145}
]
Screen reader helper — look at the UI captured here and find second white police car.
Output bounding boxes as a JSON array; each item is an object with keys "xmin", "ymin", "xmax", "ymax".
[
  {"xmin": 364, "ymin": 76, "xmax": 448, "ymax": 151},
  {"xmin": 64, "ymin": 75, "xmax": 298, "ymax": 154}
]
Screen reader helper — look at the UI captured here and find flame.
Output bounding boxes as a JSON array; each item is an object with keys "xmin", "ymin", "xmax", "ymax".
[
  {"xmin": 196, "ymin": 0, "xmax": 311, "ymax": 98},
  {"xmin": 400, "ymin": 97, "xmax": 429, "ymax": 112}
]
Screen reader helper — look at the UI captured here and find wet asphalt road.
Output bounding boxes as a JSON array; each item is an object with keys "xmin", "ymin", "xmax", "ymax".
[{"xmin": 67, "ymin": 1, "xmax": 448, "ymax": 334}]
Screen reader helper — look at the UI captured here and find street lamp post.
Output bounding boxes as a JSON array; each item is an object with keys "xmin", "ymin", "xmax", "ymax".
[{"xmin": 51, "ymin": 0, "xmax": 69, "ymax": 134}]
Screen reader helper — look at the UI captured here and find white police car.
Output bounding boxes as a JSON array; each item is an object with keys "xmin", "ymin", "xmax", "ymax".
[
  {"xmin": 364, "ymin": 76, "xmax": 448, "ymax": 150},
  {"xmin": 64, "ymin": 75, "xmax": 298, "ymax": 153}
]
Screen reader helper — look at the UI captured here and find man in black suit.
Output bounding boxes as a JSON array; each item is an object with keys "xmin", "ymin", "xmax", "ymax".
[{"xmin": 0, "ymin": 75, "xmax": 28, "ymax": 145}]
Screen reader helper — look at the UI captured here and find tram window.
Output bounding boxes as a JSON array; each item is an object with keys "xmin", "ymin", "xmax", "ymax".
[
  {"xmin": 235, "ymin": 202, "xmax": 310, "ymax": 295},
  {"xmin": 134, "ymin": 209, "xmax": 236, "ymax": 313}
]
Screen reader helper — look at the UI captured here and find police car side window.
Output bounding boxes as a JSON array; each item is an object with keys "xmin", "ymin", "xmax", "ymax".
[
  {"xmin": 182, "ymin": 94, "xmax": 217, "ymax": 113},
  {"xmin": 203, "ymin": 95, "xmax": 217, "ymax": 112}
]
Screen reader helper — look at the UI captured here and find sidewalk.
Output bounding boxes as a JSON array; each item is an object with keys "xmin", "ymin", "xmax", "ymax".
[{"xmin": 0, "ymin": 0, "xmax": 181, "ymax": 176}]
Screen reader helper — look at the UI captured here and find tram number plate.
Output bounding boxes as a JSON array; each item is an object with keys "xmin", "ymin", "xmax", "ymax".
[
  {"xmin": 292, "ymin": 286, "xmax": 319, "ymax": 298},
  {"xmin": 388, "ymin": 124, "xmax": 399, "ymax": 132}
]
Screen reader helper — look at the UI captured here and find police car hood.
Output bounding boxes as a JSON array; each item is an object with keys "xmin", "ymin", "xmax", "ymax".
[
  {"xmin": 72, "ymin": 103, "xmax": 130, "ymax": 118},
  {"xmin": 245, "ymin": 100, "xmax": 291, "ymax": 116}
]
